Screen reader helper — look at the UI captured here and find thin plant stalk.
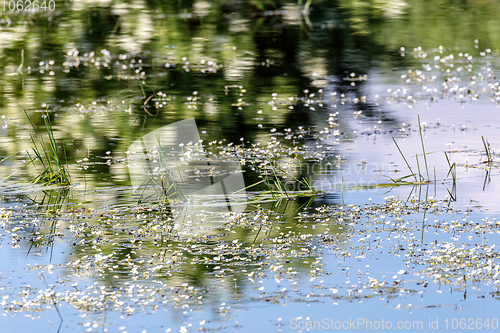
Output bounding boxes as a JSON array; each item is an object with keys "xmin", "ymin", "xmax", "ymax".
[
  {"xmin": 434, "ymin": 167, "xmax": 437, "ymax": 197},
  {"xmin": 341, "ymin": 177, "xmax": 344, "ymax": 205},
  {"xmin": 415, "ymin": 154, "xmax": 422, "ymax": 182},
  {"xmin": 393, "ymin": 137, "xmax": 417, "ymax": 182},
  {"xmin": 482, "ymin": 136, "xmax": 493, "ymax": 163},
  {"xmin": 418, "ymin": 116, "xmax": 429, "ymax": 180},
  {"xmin": 251, "ymin": 160, "xmax": 276, "ymax": 199}
]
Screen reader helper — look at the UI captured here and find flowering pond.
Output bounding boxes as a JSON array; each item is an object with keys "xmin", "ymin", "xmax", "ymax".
[{"xmin": 2, "ymin": 1, "xmax": 500, "ymax": 332}]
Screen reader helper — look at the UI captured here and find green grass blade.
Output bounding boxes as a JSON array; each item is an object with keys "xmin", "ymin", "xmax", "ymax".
[
  {"xmin": 482, "ymin": 136, "xmax": 492, "ymax": 162},
  {"xmin": 393, "ymin": 137, "xmax": 418, "ymax": 182},
  {"xmin": 418, "ymin": 116, "xmax": 429, "ymax": 180}
]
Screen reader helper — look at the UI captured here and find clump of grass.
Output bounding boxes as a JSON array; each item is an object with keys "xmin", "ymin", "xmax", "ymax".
[
  {"xmin": 23, "ymin": 107, "xmax": 71, "ymax": 186},
  {"xmin": 136, "ymin": 136, "xmax": 188, "ymax": 207},
  {"xmin": 248, "ymin": 158, "xmax": 321, "ymax": 200},
  {"xmin": 391, "ymin": 116, "xmax": 434, "ymax": 185},
  {"xmin": 392, "ymin": 138, "xmax": 418, "ymax": 182}
]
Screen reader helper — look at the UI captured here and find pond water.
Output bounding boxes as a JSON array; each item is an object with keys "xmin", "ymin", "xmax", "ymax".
[{"xmin": 2, "ymin": 1, "xmax": 500, "ymax": 332}]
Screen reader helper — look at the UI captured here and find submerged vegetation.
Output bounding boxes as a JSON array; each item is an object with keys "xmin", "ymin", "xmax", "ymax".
[{"xmin": 2, "ymin": 194, "xmax": 500, "ymax": 331}]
